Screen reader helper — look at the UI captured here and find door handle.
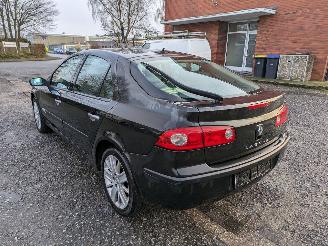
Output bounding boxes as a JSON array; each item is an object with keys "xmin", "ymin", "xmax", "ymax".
[
  {"xmin": 88, "ymin": 113, "xmax": 100, "ymax": 122},
  {"xmin": 55, "ymin": 99, "xmax": 62, "ymax": 106}
]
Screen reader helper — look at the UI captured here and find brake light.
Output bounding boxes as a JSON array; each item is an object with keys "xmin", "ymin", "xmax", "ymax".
[
  {"xmin": 276, "ymin": 105, "xmax": 288, "ymax": 127},
  {"xmin": 155, "ymin": 126, "xmax": 235, "ymax": 151},
  {"xmin": 248, "ymin": 101, "xmax": 269, "ymax": 110}
]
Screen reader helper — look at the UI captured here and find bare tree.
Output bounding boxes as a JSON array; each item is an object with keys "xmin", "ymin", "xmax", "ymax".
[
  {"xmin": 1, "ymin": 0, "xmax": 14, "ymax": 39},
  {"xmin": 0, "ymin": 0, "xmax": 58, "ymax": 45},
  {"xmin": 0, "ymin": 5, "xmax": 8, "ymax": 39},
  {"xmin": 88, "ymin": 0, "xmax": 155, "ymax": 45},
  {"xmin": 154, "ymin": 0, "xmax": 164, "ymax": 24}
]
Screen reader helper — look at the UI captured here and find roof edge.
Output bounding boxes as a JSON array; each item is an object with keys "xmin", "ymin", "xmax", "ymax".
[{"xmin": 162, "ymin": 7, "xmax": 277, "ymax": 25}]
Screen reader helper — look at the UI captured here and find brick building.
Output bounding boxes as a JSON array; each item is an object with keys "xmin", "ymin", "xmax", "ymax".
[{"xmin": 163, "ymin": 0, "xmax": 328, "ymax": 81}]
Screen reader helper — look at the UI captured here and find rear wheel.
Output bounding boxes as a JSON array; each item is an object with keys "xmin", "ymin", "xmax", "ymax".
[
  {"xmin": 32, "ymin": 99, "xmax": 51, "ymax": 133},
  {"xmin": 101, "ymin": 148, "xmax": 141, "ymax": 216}
]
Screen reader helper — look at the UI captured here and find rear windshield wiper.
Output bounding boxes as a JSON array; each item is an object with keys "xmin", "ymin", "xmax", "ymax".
[{"xmin": 141, "ymin": 63, "xmax": 223, "ymax": 101}]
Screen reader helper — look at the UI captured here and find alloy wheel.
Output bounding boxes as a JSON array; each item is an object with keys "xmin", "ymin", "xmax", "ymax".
[
  {"xmin": 33, "ymin": 101, "xmax": 41, "ymax": 130},
  {"xmin": 104, "ymin": 154, "xmax": 130, "ymax": 210}
]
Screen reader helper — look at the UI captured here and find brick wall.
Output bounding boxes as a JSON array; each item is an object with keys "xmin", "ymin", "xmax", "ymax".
[{"xmin": 164, "ymin": 0, "xmax": 328, "ymax": 81}]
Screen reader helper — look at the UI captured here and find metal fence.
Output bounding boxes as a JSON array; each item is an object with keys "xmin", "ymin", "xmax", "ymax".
[{"xmin": 1, "ymin": 41, "xmax": 30, "ymax": 53}]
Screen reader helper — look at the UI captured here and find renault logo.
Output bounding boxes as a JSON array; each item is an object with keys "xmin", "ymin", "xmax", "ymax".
[{"xmin": 255, "ymin": 124, "xmax": 264, "ymax": 139}]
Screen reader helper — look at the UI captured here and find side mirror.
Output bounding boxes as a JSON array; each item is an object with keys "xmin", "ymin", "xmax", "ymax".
[{"xmin": 29, "ymin": 77, "xmax": 47, "ymax": 86}]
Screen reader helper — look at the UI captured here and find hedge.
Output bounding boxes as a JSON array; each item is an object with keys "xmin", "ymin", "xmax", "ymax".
[{"xmin": 30, "ymin": 44, "xmax": 46, "ymax": 57}]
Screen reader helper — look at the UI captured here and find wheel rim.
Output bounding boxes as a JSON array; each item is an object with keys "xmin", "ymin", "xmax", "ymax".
[
  {"xmin": 104, "ymin": 155, "xmax": 130, "ymax": 210},
  {"xmin": 33, "ymin": 102, "xmax": 41, "ymax": 130}
]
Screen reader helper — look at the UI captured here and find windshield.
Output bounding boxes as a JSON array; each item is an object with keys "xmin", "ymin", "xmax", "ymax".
[{"xmin": 134, "ymin": 57, "xmax": 260, "ymax": 101}]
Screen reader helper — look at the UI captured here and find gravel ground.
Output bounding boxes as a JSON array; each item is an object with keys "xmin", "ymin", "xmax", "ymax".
[{"xmin": 0, "ymin": 60, "xmax": 327, "ymax": 245}]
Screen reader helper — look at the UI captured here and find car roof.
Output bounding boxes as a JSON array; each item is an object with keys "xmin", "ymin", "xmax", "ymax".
[{"xmin": 79, "ymin": 48, "xmax": 203, "ymax": 62}]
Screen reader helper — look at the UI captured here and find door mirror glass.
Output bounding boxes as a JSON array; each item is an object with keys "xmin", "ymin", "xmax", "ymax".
[{"xmin": 30, "ymin": 77, "xmax": 47, "ymax": 86}]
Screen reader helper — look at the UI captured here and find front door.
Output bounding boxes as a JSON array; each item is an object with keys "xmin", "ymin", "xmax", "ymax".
[
  {"xmin": 62, "ymin": 55, "xmax": 115, "ymax": 151},
  {"xmin": 40, "ymin": 55, "xmax": 84, "ymax": 132},
  {"xmin": 225, "ymin": 22, "xmax": 258, "ymax": 72}
]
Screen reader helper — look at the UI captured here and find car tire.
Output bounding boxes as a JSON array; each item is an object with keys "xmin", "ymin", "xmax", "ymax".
[
  {"xmin": 101, "ymin": 148, "xmax": 141, "ymax": 217},
  {"xmin": 32, "ymin": 99, "xmax": 51, "ymax": 133}
]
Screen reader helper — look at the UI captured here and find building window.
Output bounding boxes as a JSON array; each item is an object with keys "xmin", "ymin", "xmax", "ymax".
[{"xmin": 225, "ymin": 21, "xmax": 258, "ymax": 72}]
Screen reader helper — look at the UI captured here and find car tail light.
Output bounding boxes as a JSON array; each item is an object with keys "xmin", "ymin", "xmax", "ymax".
[
  {"xmin": 155, "ymin": 127, "xmax": 203, "ymax": 151},
  {"xmin": 202, "ymin": 126, "xmax": 235, "ymax": 147},
  {"xmin": 155, "ymin": 126, "xmax": 235, "ymax": 151},
  {"xmin": 276, "ymin": 105, "xmax": 288, "ymax": 127},
  {"xmin": 248, "ymin": 101, "xmax": 269, "ymax": 110}
]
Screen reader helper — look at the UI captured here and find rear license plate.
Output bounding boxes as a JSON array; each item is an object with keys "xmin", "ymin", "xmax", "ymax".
[{"xmin": 234, "ymin": 160, "xmax": 272, "ymax": 189}]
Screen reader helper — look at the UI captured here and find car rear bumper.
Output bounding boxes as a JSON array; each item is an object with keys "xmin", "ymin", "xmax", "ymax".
[{"xmin": 137, "ymin": 133, "xmax": 290, "ymax": 208}]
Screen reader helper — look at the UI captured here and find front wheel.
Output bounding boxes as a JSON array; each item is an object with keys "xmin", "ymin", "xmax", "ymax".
[
  {"xmin": 101, "ymin": 148, "xmax": 141, "ymax": 217},
  {"xmin": 32, "ymin": 99, "xmax": 51, "ymax": 133}
]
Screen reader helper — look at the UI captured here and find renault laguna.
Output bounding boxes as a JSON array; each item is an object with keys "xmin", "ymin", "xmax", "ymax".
[{"xmin": 29, "ymin": 49, "xmax": 289, "ymax": 216}]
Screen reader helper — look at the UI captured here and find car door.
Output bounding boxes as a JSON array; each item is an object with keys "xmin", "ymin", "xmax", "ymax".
[
  {"xmin": 60, "ymin": 55, "xmax": 116, "ymax": 151},
  {"xmin": 38, "ymin": 55, "xmax": 84, "ymax": 133}
]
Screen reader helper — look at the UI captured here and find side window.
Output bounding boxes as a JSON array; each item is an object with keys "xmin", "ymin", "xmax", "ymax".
[
  {"xmin": 51, "ymin": 55, "xmax": 83, "ymax": 89},
  {"xmin": 75, "ymin": 56, "xmax": 110, "ymax": 96},
  {"xmin": 100, "ymin": 69, "xmax": 114, "ymax": 99}
]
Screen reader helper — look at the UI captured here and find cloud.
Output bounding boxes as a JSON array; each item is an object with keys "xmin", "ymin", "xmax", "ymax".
[
  {"xmin": 50, "ymin": 0, "xmax": 103, "ymax": 36},
  {"xmin": 50, "ymin": 0, "xmax": 163, "ymax": 36}
]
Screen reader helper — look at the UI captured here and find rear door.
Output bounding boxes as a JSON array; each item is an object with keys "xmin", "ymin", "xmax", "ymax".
[
  {"xmin": 38, "ymin": 55, "xmax": 84, "ymax": 132},
  {"xmin": 61, "ymin": 55, "xmax": 116, "ymax": 151}
]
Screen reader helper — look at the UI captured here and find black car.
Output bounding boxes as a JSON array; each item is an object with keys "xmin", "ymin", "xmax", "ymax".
[{"xmin": 30, "ymin": 49, "xmax": 289, "ymax": 216}]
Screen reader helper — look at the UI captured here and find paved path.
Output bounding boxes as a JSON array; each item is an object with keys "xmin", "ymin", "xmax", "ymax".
[{"xmin": 0, "ymin": 60, "xmax": 327, "ymax": 245}]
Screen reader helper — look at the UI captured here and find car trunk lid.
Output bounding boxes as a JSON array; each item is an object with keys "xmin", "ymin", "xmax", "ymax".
[{"xmin": 182, "ymin": 90, "xmax": 286, "ymax": 165}]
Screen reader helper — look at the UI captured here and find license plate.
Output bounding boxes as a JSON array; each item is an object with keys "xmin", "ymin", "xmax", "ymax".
[{"xmin": 235, "ymin": 160, "xmax": 272, "ymax": 189}]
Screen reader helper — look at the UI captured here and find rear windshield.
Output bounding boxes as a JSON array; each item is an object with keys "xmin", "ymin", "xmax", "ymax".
[{"xmin": 133, "ymin": 57, "xmax": 260, "ymax": 101}]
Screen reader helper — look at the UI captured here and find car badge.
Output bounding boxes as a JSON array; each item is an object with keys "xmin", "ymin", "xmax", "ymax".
[{"xmin": 255, "ymin": 124, "xmax": 264, "ymax": 139}]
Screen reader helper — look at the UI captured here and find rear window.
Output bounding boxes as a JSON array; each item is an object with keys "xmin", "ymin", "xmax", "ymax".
[{"xmin": 132, "ymin": 57, "xmax": 260, "ymax": 101}]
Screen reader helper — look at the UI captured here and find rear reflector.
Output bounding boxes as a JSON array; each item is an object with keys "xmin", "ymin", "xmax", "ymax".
[
  {"xmin": 155, "ymin": 126, "xmax": 235, "ymax": 151},
  {"xmin": 248, "ymin": 102, "xmax": 269, "ymax": 110},
  {"xmin": 276, "ymin": 105, "xmax": 288, "ymax": 127}
]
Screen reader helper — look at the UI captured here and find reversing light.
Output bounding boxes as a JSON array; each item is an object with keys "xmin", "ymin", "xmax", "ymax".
[
  {"xmin": 225, "ymin": 128, "xmax": 234, "ymax": 140},
  {"xmin": 155, "ymin": 126, "xmax": 236, "ymax": 151},
  {"xmin": 170, "ymin": 133, "xmax": 188, "ymax": 146}
]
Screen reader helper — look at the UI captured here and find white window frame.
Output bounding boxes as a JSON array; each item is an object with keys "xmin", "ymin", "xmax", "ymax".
[{"xmin": 225, "ymin": 21, "xmax": 258, "ymax": 72}]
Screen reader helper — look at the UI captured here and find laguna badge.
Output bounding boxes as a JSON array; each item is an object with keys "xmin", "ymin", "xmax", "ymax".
[{"xmin": 255, "ymin": 124, "xmax": 264, "ymax": 140}]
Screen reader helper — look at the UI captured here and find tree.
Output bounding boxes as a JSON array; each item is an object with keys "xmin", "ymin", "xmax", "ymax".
[
  {"xmin": 88, "ymin": 0, "xmax": 155, "ymax": 45},
  {"xmin": 0, "ymin": 5, "xmax": 8, "ymax": 39},
  {"xmin": 154, "ymin": 0, "xmax": 164, "ymax": 24},
  {"xmin": 0, "ymin": 0, "xmax": 58, "ymax": 45},
  {"xmin": 0, "ymin": 0, "xmax": 14, "ymax": 39}
]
